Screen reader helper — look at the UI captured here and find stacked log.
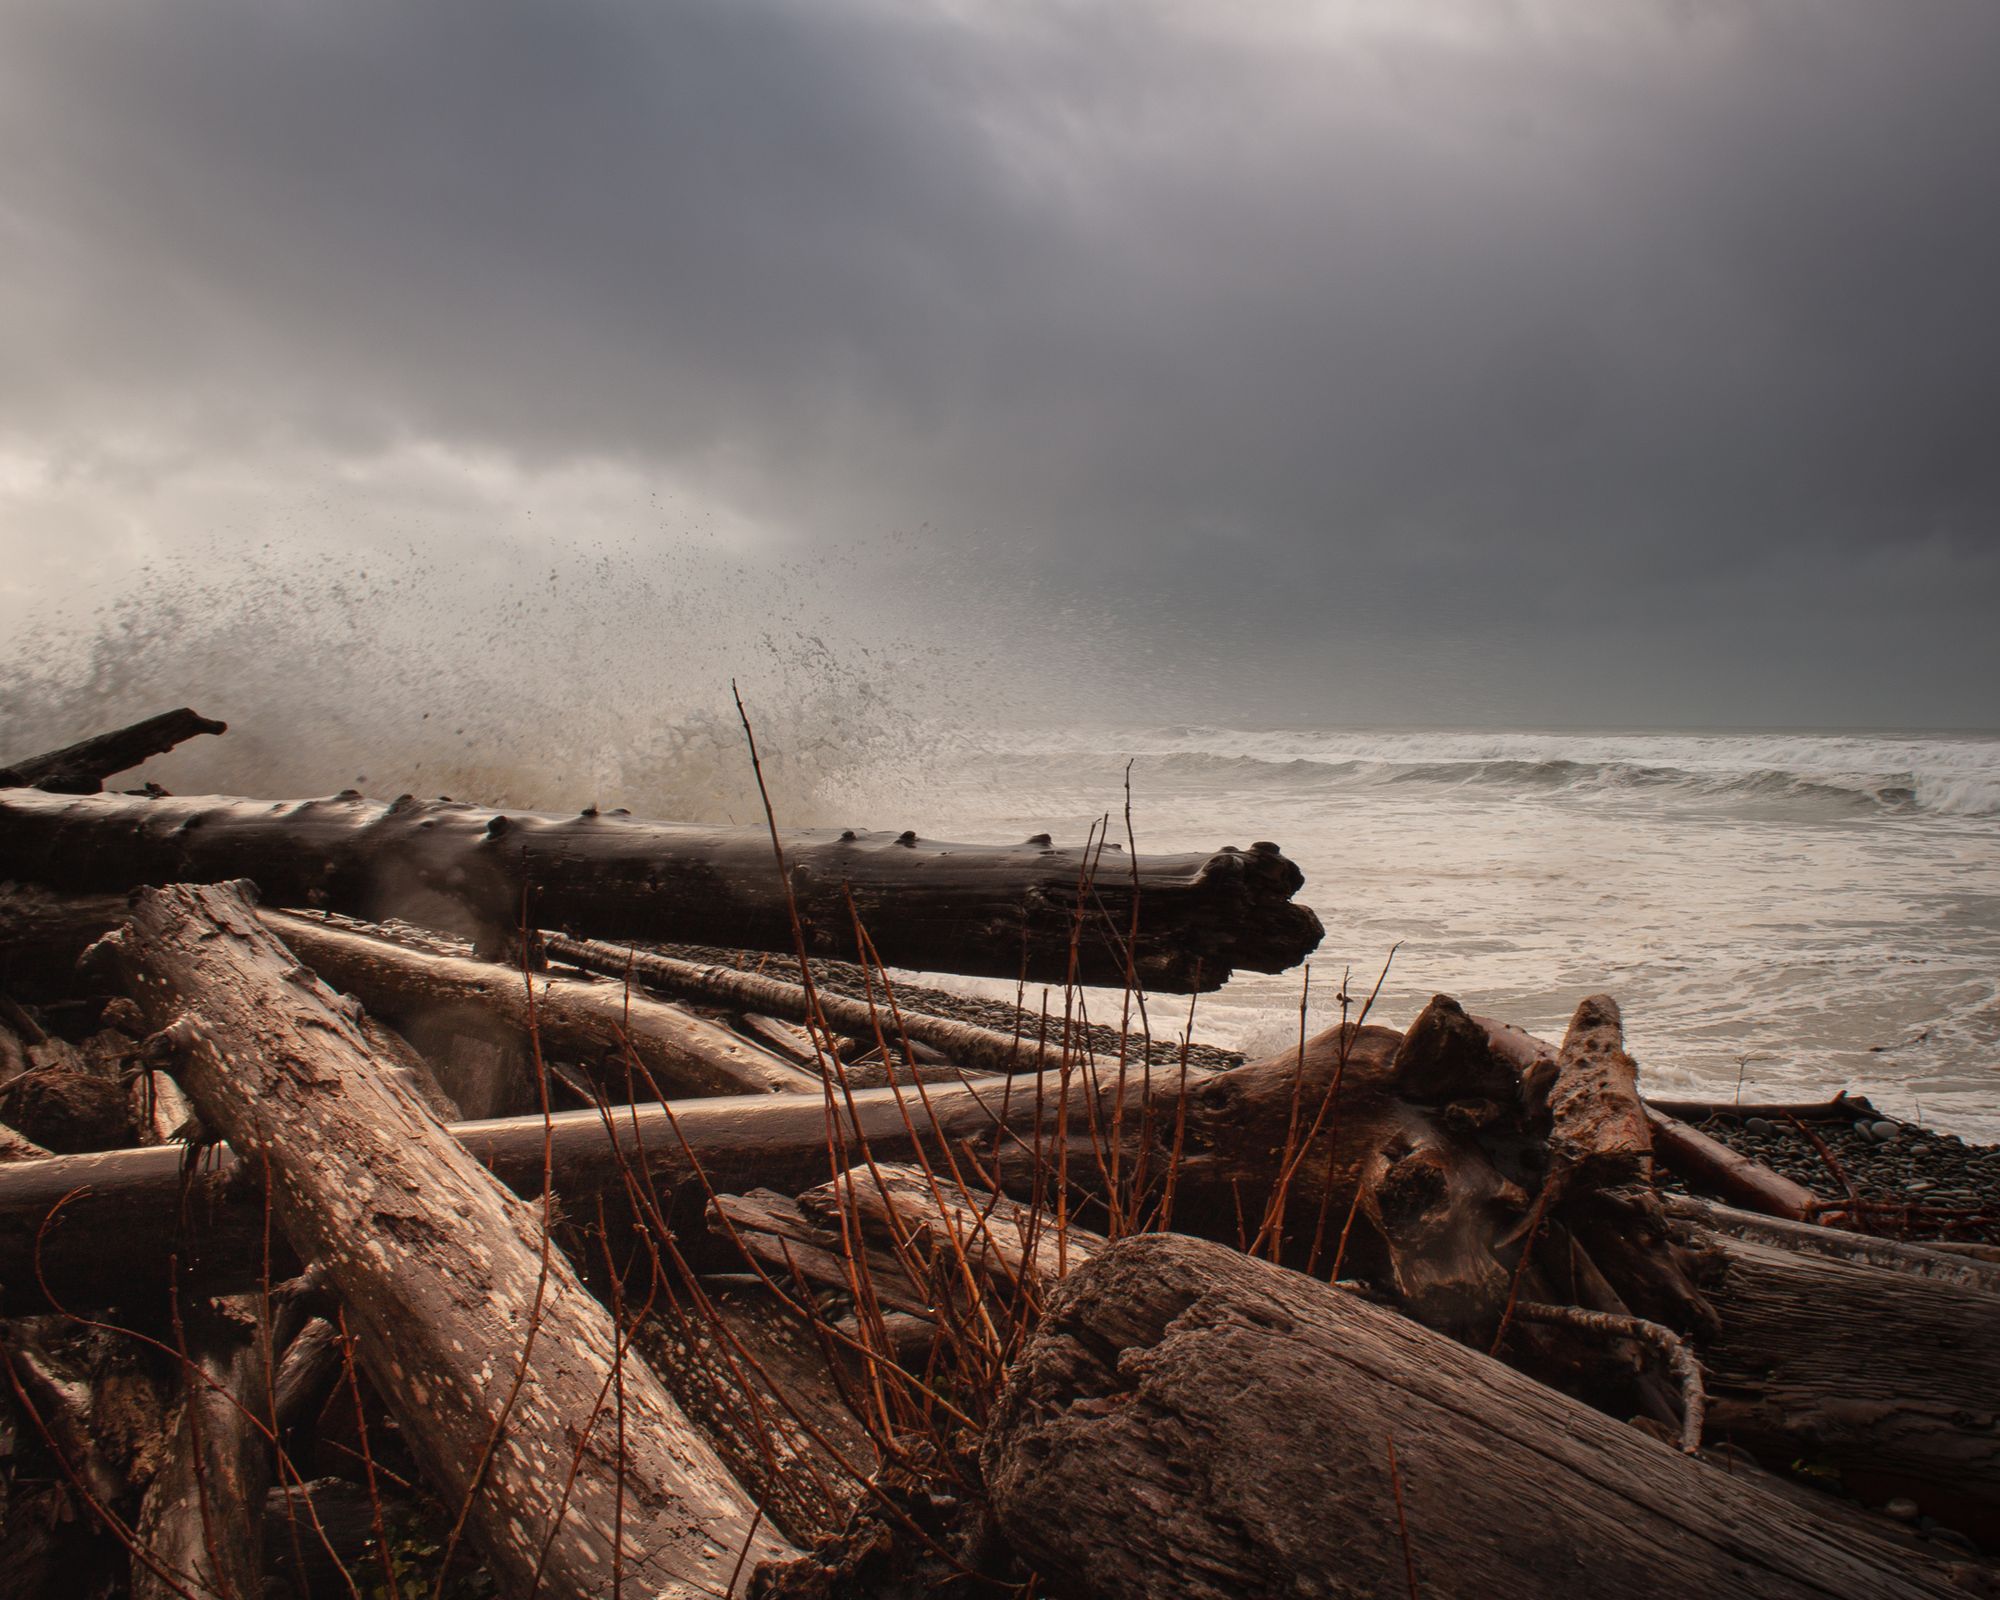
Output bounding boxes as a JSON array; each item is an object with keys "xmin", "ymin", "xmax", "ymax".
[{"xmin": 0, "ymin": 712, "xmax": 1992, "ymax": 1599}]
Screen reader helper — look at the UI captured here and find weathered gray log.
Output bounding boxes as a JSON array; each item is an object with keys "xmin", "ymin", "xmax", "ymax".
[
  {"xmin": 0, "ymin": 886, "xmax": 805, "ymax": 1107},
  {"xmin": 1547, "ymin": 993, "xmax": 1652, "ymax": 1189},
  {"xmin": 0, "ymin": 1019, "xmax": 1527, "ymax": 1323},
  {"xmin": 547, "ymin": 934, "xmax": 1041, "ymax": 1074},
  {"xmin": 261, "ymin": 909, "xmax": 815, "ymax": 1101},
  {"xmin": 1681, "ymin": 1218, "xmax": 2000, "ymax": 1537},
  {"xmin": 0, "ymin": 708, "xmax": 225, "ymax": 793},
  {"xmin": 92, "ymin": 880, "xmax": 795, "ymax": 1596},
  {"xmin": 133, "ymin": 1294, "xmax": 272, "ymax": 1600},
  {"xmin": 982, "ymin": 1233, "xmax": 1990, "ymax": 1600},
  {"xmin": 0, "ymin": 785, "xmax": 1322, "ymax": 989}
]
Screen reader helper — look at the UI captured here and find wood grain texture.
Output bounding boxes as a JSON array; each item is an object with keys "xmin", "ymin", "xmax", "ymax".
[
  {"xmin": 95, "ymin": 881, "xmax": 795, "ymax": 1597},
  {"xmin": 984, "ymin": 1233, "xmax": 1990, "ymax": 1600}
]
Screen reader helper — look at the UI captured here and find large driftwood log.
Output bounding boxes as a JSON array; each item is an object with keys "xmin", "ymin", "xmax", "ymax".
[
  {"xmin": 982, "ymin": 1233, "xmax": 1989, "ymax": 1600},
  {"xmin": 0, "ymin": 785, "xmax": 1322, "ymax": 989},
  {"xmin": 633, "ymin": 1280, "xmax": 878, "ymax": 1547},
  {"xmin": 0, "ymin": 1015, "xmax": 1566, "ymax": 1325},
  {"xmin": 261, "ymin": 909, "xmax": 816, "ymax": 1100},
  {"xmin": 92, "ymin": 881, "xmax": 795, "ymax": 1597},
  {"xmin": 1680, "ymin": 1217, "xmax": 2000, "ymax": 1535},
  {"xmin": 0, "ymin": 708, "xmax": 226, "ymax": 794}
]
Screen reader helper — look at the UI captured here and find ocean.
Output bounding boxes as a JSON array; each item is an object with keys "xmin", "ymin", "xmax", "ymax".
[{"xmin": 894, "ymin": 727, "xmax": 2000, "ymax": 1139}]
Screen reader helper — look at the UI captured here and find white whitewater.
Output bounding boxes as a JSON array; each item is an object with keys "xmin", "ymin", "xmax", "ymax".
[{"xmin": 903, "ymin": 727, "xmax": 2000, "ymax": 1139}]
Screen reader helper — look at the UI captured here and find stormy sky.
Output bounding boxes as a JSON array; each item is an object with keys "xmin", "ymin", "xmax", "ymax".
[{"xmin": 2, "ymin": 0, "xmax": 1996, "ymax": 731}]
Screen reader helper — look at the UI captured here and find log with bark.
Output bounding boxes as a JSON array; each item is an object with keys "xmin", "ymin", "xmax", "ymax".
[
  {"xmin": 0, "ymin": 785, "xmax": 1323, "ymax": 989},
  {"xmin": 0, "ymin": 709, "xmax": 226, "ymax": 794},
  {"xmin": 89, "ymin": 879, "xmax": 796, "ymax": 1596},
  {"xmin": 980, "ymin": 1232, "xmax": 1992, "ymax": 1600}
]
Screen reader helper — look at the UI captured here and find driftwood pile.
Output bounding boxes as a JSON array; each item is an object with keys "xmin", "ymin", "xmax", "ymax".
[{"xmin": 0, "ymin": 710, "xmax": 1993, "ymax": 1599}]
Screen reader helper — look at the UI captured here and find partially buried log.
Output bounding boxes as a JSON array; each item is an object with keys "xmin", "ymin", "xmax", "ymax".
[
  {"xmin": 89, "ymin": 880, "xmax": 796, "ymax": 1596},
  {"xmin": 982, "ymin": 1232, "xmax": 1990, "ymax": 1600},
  {"xmin": 0, "ymin": 785, "xmax": 1322, "ymax": 989},
  {"xmin": 0, "ymin": 708, "xmax": 226, "ymax": 794}
]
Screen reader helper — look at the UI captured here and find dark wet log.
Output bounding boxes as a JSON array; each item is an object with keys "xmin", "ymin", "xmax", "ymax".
[
  {"xmin": 261, "ymin": 909, "xmax": 816, "ymax": 1101},
  {"xmin": 1677, "ymin": 1216, "xmax": 2000, "ymax": 1536},
  {"xmin": 1647, "ymin": 1107, "xmax": 1820, "ymax": 1221},
  {"xmin": 0, "ymin": 786, "xmax": 1322, "ymax": 989},
  {"xmin": 982, "ymin": 1233, "xmax": 1989, "ymax": 1600},
  {"xmin": 91, "ymin": 880, "xmax": 795, "ymax": 1595},
  {"xmin": 0, "ymin": 708, "xmax": 226, "ymax": 794},
  {"xmin": 548, "ymin": 934, "xmax": 1037, "ymax": 1074},
  {"xmin": 0, "ymin": 1065, "xmax": 130, "ymax": 1153},
  {"xmin": 133, "ymin": 1294, "xmax": 272, "ymax": 1600}
]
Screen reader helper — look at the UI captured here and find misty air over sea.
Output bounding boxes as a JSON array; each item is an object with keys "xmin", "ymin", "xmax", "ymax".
[{"xmin": 901, "ymin": 725, "xmax": 2000, "ymax": 1140}]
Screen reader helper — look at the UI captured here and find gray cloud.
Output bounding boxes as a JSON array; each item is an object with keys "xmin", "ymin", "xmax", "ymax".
[{"xmin": 2, "ymin": 0, "xmax": 1996, "ymax": 728}]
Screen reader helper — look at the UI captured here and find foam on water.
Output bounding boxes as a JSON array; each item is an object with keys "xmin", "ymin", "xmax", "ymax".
[{"xmin": 907, "ymin": 726, "xmax": 2000, "ymax": 1138}]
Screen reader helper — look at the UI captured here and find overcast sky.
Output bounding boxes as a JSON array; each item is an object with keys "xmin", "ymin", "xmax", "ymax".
[{"xmin": 2, "ymin": 0, "xmax": 1996, "ymax": 732}]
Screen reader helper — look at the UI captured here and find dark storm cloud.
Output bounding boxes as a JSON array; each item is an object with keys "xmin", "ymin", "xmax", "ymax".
[{"xmin": 2, "ymin": 0, "xmax": 1996, "ymax": 725}]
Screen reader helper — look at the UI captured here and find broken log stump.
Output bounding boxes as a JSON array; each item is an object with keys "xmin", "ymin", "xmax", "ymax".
[
  {"xmin": 982, "ymin": 1232, "xmax": 1990, "ymax": 1600},
  {"xmin": 91, "ymin": 880, "xmax": 796, "ymax": 1596},
  {"xmin": 0, "ymin": 785, "xmax": 1322, "ymax": 989}
]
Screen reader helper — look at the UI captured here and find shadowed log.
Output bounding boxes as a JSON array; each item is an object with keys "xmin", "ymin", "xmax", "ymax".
[
  {"xmin": 0, "ymin": 786, "xmax": 1322, "ymax": 989},
  {"xmin": 981, "ymin": 1233, "xmax": 1990, "ymax": 1600},
  {"xmin": 0, "ymin": 709, "xmax": 226, "ymax": 794},
  {"xmin": 1678, "ymin": 1216, "xmax": 2000, "ymax": 1537},
  {"xmin": 133, "ymin": 1294, "xmax": 272, "ymax": 1600},
  {"xmin": 91, "ymin": 880, "xmax": 796, "ymax": 1597}
]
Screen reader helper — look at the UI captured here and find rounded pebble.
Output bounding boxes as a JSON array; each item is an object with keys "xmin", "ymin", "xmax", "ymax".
[
  {"xmin": 1871, "ymin": 1121, "xmax": 1901, "ymax": 1143},
  {"xmin": 1884, "ymin": 1497, "xmax": 1920, "ymax": 1521},
  {"xmin": 1743, "ymin": 1117, "xmax": 1775, "ymax": 1137}
]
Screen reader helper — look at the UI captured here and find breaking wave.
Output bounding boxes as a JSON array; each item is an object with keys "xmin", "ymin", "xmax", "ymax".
[{"xmin": 972, "ymin": 727, "xmax": 2000, "ymax": 820}]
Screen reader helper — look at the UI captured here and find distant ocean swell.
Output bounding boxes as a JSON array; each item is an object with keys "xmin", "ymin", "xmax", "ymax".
[{"xmin": 971, "ymin": 730, "xmax": 2000, "ymax": 820}]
